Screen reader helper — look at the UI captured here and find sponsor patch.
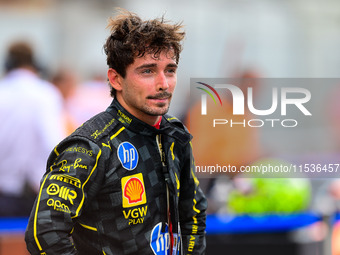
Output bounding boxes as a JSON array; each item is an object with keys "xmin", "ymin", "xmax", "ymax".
[
  {"xmin": 57, "ymin": 158, "xmax": 88, "ymax": 173},
  {"xmin": 117, "ymin": 110, "xmax": 132, "ymax": 124},
  {"xmin": 46, "ymin": 183, "xmax": 77, "ymax": 204},
  {"xmin": 150, "ymin": 223, "xmax": 170, "ymax": 255},
  {"xmin": 117, "ymin": 142, "xmax": 138, "ymax": 170},
  {"xmin": 91, "ymin": 118, "xmax": 115, "ymax": 139},
  {"xmin": 123, "ymin": 205, "xmax": 148, "ymax": 225},
  {"xmin": 121, "ymin": 173, "xmax": 146, "ymax": 208},
  {"xmin": 47, "ymin": 198, "xmax": 71, "ymax": 213},
  {"xmin": 49, "ymin": 174, "xmax": 81, "ymax": 188},
  {"xmin": 46, "ymin": 183, "xmax": 59, "ymax": 195}
]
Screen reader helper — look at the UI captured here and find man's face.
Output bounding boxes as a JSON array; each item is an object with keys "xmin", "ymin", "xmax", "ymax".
[{"xmin": 114, "ymin": 51, "xmax": 178, "ymax": 125}]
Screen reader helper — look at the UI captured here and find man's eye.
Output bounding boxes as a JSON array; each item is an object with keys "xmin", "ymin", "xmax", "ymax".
[
  {"xmin": 167, "ymin": 69, "xmax": 177, "ymax": 74},
  {"xmin": 142, "ymin": 69, "xmax": 152, "ymax": 74}
]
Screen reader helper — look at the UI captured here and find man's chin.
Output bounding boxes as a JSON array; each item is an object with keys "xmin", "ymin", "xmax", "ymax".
[{"xmin": 145, "ymin": 106, "xmax": 170, "ymax": 116}]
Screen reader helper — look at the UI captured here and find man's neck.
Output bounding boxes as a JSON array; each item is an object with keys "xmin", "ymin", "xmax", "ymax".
[{"xmin": 115, "ymin": 97, "xmax": 161, "ymax": 126}]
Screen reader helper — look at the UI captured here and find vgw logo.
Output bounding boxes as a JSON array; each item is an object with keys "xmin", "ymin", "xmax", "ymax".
[
  {"xmin": 196, "ymin": 82, "xmax": 312, "ymax": 128},
  {"xmin": 118, "ymin": 142, "xmax": 139, "ymax": 170},
  {"xmin": 150, "ymin": 223, "xmax": 170, "ymax": 255}
]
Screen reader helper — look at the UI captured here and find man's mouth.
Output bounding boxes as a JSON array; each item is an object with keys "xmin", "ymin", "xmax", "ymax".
[{"xmin": 147, "ymin": 92, "xmax": 172, "ymax": 101}]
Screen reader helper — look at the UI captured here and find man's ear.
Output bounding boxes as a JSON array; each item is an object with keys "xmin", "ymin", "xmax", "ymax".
[{"xmin": 107, "ymin": 68, "xmax": 123, "ymax": 92}]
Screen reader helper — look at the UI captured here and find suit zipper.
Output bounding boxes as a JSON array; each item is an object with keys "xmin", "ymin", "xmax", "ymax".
[
  {"xmin": 156, "ymin": 134, "xmax": 180, "ymax": 255},
  {"xmin": 156, "ymin": 134, "xmax": 171, "ymax": 230}
]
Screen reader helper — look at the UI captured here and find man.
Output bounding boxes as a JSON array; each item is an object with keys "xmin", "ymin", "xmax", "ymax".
[
  {"xmin": 0, "ymin": 42, "xmax": 65, "ymax": 216},
  {"xmin": 25, "ymin": 10, "xmax": 207, "ymax": 255}
]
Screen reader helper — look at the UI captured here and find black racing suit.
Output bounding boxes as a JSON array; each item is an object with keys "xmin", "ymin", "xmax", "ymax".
[{"xmin": 25, "ymin": 99, "xmax": 207, "ymax": 255}]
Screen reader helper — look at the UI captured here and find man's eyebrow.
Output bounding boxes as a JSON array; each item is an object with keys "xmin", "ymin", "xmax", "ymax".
[
  {"xmin": 135, "ymin": 63, "xmax": 178, "ymax": 70},
  {"xmin": 167, "ymin": 63, "xmax": 178, "ymax": 68},
  {"xmin": 135, "ymin": 63, "xmax": 157, "ymax": 70}
]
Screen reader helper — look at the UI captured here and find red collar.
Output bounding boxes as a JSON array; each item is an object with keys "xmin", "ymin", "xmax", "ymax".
[{"xmin": 152, "ymin": 117, "xmax": 162, "ymax": 129}]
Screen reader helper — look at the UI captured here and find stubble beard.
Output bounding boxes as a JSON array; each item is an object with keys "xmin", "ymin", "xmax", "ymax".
[
  {"xmin": 122, "ymin": 89, "xmax": 172, "ymax": 118},
  {"xmin": 140, "ymin": 101, "xmax": 171, "ymax": 117}
]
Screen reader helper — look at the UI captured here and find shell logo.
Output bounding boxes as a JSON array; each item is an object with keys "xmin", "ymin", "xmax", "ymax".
[
  {"xmin": 124, "ymin": 178, "xmax": 144, "ymax": 203},
  {"xmin": 121, "ymin": 173, "xmax": 147, "ymax": 208}
]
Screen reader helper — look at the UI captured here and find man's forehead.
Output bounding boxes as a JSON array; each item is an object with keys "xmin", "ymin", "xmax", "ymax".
[{"xmin": 133, "ymin": 51, "xmax": 177, "ymax": 65}]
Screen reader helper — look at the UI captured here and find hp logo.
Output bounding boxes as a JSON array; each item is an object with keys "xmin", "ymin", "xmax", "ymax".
[
  {"xmin": 117, "ymin": 142, "xmax": 139, "ymax": 170},
  {"xmin": 150, "ymin": 223, "xmax": 170, "ymax": 255}
]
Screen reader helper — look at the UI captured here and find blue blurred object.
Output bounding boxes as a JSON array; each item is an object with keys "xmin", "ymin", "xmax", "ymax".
[
  {"xmin": 206, "ymin": 212, "xmax": 321, "ymax": 234},
  {"xmin": 0, "ymin": 217, "xmax": 28, "ymax": 233},
  {"xmin": 0, "ymin": 213, "xmax": 322, "ymax": 235},
  {"xmin": 334, "ymin": 212, "xmax": 340, "ymax": 223}
]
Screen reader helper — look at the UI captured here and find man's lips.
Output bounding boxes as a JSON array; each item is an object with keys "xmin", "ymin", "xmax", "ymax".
[
  {"xmin": 148, "ymin": 97, "xmax": 170, "ymax": 105},
  {"xmin": 147, "ymin": 92, "xmax": 172, "ymax": 101}
]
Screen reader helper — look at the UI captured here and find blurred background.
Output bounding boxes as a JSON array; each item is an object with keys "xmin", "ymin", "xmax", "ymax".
[
  {"xmin": 1, "ymin": 0, "xmax": 340, "ymax": 254},
  {"xmin": 1, "ymin": 0, "xmax": 340, "ymax": 116}
]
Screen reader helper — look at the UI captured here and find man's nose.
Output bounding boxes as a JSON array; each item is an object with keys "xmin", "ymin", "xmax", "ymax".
[{"xmin": 156, "ymin": 72, "xmax": 169, "ymax": 91}]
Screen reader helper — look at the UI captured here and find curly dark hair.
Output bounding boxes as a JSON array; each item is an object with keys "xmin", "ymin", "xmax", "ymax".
[{"xmin": 104, "ymin": 10, "xmax": 185, "ymax": 97}]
